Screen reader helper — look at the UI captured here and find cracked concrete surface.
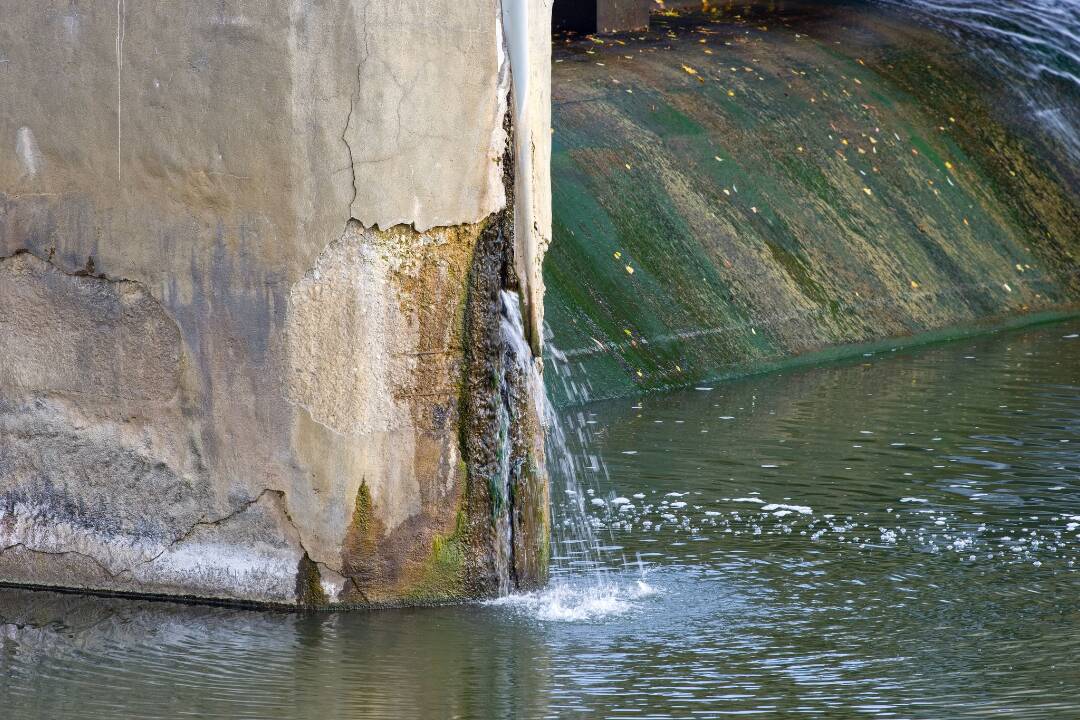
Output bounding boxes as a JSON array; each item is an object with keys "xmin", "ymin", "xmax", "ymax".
[
  {"xmin": 0, "ymin": 1, "xmax": 552, "ymax": 606},
  {"xmin": 342, "ymin": 1, "xmax": 511, "ymax": 232}
]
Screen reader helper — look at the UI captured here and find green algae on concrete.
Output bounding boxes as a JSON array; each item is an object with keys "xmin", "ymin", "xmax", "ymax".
[
  {"xmin": 404, "ymin": 510, "xmax": 470, "ymax": 604},
  {"xmin": 545, "ymin": 2, "xmax": 1080, "ymax": 405}
]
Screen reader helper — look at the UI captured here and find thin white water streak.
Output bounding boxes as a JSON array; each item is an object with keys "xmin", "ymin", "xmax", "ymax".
[
  {"xmin": 116, "ymin": 0, "xmax": 125, "ymax": 184},
  {"xmin": 500, "ymin": 0, "xmax": 543, "ymax": 354}
]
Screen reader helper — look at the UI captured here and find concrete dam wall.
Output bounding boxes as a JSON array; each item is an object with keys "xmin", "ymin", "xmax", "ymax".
[
  {"xmin": 544, "ymin": 4, "xmax": 1080, "ymax": 405},
  {"xmin": 0, "ymin": 1, "xmax": 552, "ymax": 607}
]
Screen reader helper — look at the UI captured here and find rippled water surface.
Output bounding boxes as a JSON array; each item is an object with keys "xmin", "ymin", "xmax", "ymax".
[{"xmin": 3, "ymin": 320, "xmax": 1079, "ymax": 718}]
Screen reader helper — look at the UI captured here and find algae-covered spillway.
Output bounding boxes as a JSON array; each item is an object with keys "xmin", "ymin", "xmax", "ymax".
[{"xmin": 545, "ymin": 2, "xmax": 1080, "ymax": 404}]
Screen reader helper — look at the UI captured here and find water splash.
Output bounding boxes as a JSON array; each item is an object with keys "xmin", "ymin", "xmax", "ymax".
[
  {"xmin": 492, "ymin": 293, "xmax": 652, "ymax": 619},
  {"xmin": 489, "ymin": 577, "xmax": 657, "ymax": 622}
]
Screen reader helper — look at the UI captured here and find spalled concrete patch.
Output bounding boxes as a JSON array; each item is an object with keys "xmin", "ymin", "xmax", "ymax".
[
  {"xmin": 286, "ymin": 221, "xmax": 415, "ymax": 439},
  {"xmin": 0, "ymin": 252, "xmax": 181, "ymax": 402}
]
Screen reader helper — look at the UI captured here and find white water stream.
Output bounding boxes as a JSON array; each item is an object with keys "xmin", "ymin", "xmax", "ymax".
[{"xmin": 493, "ymin": 290, "xmax": 655, "ymax": 620}]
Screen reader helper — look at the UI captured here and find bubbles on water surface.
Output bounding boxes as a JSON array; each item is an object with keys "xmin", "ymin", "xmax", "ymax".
[
  {"xmin": 487, "ymin": 577, "xmax": 659, "ymax": 622},
  {"xmin": 530, "ymin": 321, "xmax": 1080, "ymax": 627}
]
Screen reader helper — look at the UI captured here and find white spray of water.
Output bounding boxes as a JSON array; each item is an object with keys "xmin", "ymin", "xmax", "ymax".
[
  {"xmin": 489, "ymin": 578, "xmax": 656, "ymax": 622},
  {"xmin": 494, "ymin": 291, "xmax": 657, "ymax": 620}
]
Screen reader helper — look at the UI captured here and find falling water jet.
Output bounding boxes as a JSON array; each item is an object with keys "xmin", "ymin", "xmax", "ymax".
[{"xmin": 492, "ymin": 290, "xmax": 656, "ymax": 619}]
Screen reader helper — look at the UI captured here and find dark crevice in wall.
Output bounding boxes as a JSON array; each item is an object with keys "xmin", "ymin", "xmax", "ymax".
[{"xmin": 553, "ymin": 0, "xmax": 599, "ymax": 34}]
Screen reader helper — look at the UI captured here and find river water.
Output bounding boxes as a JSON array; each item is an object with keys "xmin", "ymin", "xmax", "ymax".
[{"xmin": 3, "ymin": 319, "xmax": 1078, "ymax": 718}]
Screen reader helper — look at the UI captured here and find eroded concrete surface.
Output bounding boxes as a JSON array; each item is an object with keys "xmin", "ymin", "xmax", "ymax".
[{"xmin": 0, "ymin": 1, "xmax": 551, "ymax": 606}]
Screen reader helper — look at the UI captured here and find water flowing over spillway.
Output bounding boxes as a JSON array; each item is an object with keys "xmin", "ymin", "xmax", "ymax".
[
  {"xmin": 878, "ymin": 0, "xmax": 1080, "ymax": 166},
  {"xmin": 544, "ymin": 0, "xmax": 1080, "ymax": 404}
]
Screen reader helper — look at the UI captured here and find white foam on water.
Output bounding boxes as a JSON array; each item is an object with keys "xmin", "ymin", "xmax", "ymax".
[
  {"xmin": 762, "ymin": 503, "xmax": 812, "ymax": 515},
  {"xmin": 487, "ymin": 579, "xmax": 659, "ymax": 622}
]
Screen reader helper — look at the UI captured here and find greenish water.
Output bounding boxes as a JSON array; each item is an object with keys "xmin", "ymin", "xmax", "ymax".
[{"xmin": 3, "ymin": 320, "xmax": 1079, "ymax": 718}]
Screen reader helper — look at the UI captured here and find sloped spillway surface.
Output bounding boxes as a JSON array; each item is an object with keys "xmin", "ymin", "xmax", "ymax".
[{"xmin": 544, "ymin": 1, "xmax": 1080, "ymax": 405}]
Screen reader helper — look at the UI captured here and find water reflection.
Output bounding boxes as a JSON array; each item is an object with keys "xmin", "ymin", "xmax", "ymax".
[{"xmin": 0, "ymin": 592, "xmax": 554, "ymax": 719}]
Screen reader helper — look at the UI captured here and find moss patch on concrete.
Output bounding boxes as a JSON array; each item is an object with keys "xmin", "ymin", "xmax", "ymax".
[
  {"xmin": 404, "ymin": 509, "xmax": 470, "ymax": 603},
  {"xmin": 294, "ymin": 553, "xmax": 328, "ymax": 607}
]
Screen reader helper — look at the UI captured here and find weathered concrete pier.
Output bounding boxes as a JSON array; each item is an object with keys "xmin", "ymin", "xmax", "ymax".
[{"xmin": 1, "ymin": 1, "xmax": 552, "ymax": 607}]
